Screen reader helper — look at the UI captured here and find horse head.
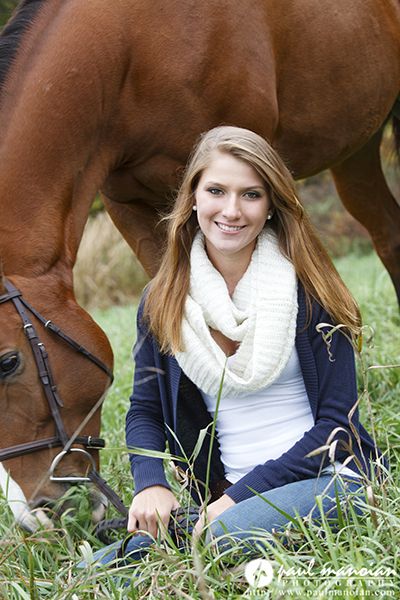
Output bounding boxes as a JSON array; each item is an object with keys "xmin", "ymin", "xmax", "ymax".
[{"xmin": 0, "ymin": 269, "xmax": 113, "ymax": 531}]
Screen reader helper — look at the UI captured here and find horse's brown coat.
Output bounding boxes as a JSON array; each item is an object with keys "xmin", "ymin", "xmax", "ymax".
[{"xmin": 0, "ymin": 0, "xmax": 399, "ymax": 511}]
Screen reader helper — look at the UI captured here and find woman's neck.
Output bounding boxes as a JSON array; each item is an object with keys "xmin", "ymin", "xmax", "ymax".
[{"xmin": 205, "ymin": 241, "xmax": 254, "ymax": 296}]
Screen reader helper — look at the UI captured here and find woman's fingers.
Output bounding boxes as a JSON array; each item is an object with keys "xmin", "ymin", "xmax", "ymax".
[
  {"xmin": 144, "ymin": 512, "xmax": 158, "ymax": 539},
  {"xmin": 193, "ymin": 495, "xmax": 235, "ymax": 539},
  {"xmin": 127, "ymin": 512, "xmax": 138, "ymax": 533},
  {"xmin": 128, "ymin": 509, "xmax": 158, "ymax": 538},
  {"xmin": 127, "ymin": 486, "xmax": 181, "ymax": 538},
  {"xmin": 193, "ymin": 511, "xmax": 205, "ymax": 539}
]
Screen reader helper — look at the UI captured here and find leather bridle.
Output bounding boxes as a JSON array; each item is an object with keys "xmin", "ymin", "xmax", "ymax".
[{"xmin": 0, "ymin": 278, "xmax": 128, "ymax": 518}]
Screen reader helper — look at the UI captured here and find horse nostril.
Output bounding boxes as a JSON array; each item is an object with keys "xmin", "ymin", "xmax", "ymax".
[
  {"xmin": 30, "ymin": 483, "xmax": 107, "ymax": 522},
  {"xmin": 31, "ymin": 497, "xmax": 55, "ymax": 511},
  {"xmin": 29, "ymin": 497, "xmax": 58, "ymax": 527},
  {"xmin": 32, "ymin": 490, "xmax": 77, "ymax": 518}
]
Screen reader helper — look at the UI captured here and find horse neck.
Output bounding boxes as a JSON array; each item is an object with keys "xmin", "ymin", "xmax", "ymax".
[
  {"xmin": 0, "ymin": 2, "xmax": 123, "ymax": 280},
  {"xmin": 0, "ymin": 136, "xmax": 111, "ymax": 280}
]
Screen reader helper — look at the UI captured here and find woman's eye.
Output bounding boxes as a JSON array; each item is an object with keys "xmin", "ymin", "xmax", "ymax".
[
  {"xmin": 207, "ymin": 188, "xmax": 223, "ymax": 195},
  {"xmin": 245, "ymin": 191, "xmax": 261, "ymax": 199}
]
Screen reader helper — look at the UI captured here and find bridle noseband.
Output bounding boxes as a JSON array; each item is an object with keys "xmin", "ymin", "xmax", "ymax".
[{"xmin": 0, "ymin": 278, "xmax": 127, "ymax": 518}]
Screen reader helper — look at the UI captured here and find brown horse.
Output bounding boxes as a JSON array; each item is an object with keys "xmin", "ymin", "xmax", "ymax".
[{"xmin": 0, "ymin": 0, "xmax": 399, "ymax": 528}]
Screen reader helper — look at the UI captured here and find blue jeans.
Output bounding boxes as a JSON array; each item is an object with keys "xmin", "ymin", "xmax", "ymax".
[
  {"xmin": 79, "ymin": 474, "xmax": 364, "ymax": 568},
  {"xmin": 204, "ymin": 474, "xmax": 364, "ymax": 551}
]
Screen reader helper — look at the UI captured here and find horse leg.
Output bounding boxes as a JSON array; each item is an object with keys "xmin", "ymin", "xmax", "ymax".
[
  {"xmin": 330, "ymin": 130, "xmax": 400, "ymax": 304},
  {"xmin": 101, "ymin": 196, "xmax": 165, "ymax": 277}
]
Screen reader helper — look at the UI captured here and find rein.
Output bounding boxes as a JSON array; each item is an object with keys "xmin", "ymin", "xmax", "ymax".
[{"xmin": 0, "ymin": 278, "xmax": 128, "ymax": 521}]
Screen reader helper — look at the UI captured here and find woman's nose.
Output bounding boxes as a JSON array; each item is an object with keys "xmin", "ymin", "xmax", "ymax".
[{"xmin": 221, "ymin": 195, "xmax": 241, "ymax": 219}]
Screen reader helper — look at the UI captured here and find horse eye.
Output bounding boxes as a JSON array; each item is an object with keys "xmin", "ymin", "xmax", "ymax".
[{"xmin": 0, "ymin": 352, "xmax": 21, "ymax": 378}]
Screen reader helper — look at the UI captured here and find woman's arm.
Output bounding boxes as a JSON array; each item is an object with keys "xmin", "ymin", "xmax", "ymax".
[
  {"xmin": 223, "ymin": 303, "xmax": 362, "ymax": 503},
  {"xmin": 125, "ymin": 298, "xmax": 181, "ymax": 536},
  {"xmin": 125, "ymin": 298, "xmax": 172, "ymax": 496}
]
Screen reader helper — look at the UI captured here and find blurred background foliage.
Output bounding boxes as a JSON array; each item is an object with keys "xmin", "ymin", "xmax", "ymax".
[{"xmin": 0, "ymin": 0, "xmax": 17, "ymax": 27}]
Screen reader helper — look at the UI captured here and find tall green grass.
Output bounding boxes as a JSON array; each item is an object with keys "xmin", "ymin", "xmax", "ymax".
[{"xmin": 0, "ymin": 252, "xmax": 399, "ymax": 598}]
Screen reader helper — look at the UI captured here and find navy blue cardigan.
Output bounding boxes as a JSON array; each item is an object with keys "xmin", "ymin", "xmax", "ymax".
[{"xmin": 126, "ymin": 285, "xmax": 382, "ymax": 504}]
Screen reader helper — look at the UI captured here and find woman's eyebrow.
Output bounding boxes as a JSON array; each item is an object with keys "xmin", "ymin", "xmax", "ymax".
[
  {"xmin": 203, "ymin": 181, "xmax": 225, "ymax": 187},
  {"xmin": 203, "ymin": 181, "xmax": 266, "ymax": 191},
  {"xmin": 242, "ymin": 185, "xmax": 266, "ymax": 191}
]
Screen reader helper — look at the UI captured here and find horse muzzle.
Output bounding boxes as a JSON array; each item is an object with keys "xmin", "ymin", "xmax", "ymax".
[{"xmin": 25, "ymin": 484, "xmax": 108, "ymax": 532}]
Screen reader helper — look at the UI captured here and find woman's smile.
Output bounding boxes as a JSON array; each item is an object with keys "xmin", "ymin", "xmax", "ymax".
[
  {"xmin": 215, "ymin": 222, "xmax": 246, "ymax": 233},
  {"xmin": 194, "ymin": 150, "xmax": 271, "ymax": 275}
]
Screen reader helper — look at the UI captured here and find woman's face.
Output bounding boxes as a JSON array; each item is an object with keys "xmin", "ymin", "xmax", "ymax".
[{"xmin": 194, "ymin": 150, "xmax": 271, "ymax": 266}]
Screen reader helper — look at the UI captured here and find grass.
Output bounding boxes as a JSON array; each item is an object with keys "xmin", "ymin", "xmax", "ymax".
[{"xmin": 0, "ymin": 251, "xmax": 399, "ymax": 598}]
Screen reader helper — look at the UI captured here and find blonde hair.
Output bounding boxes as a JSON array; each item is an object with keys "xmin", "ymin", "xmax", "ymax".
[{"xmin": 144, "ymin": 126, "xmax": 361, "ymax": 353}]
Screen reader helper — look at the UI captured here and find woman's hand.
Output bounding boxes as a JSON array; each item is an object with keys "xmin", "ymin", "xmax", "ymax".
[
  {"xmin": 127, "ymin": 485, "xmax": 180, "ymax": 539},
  {"xmin": 193, "ymin": 493, "xmax": 235, "ymax": 538}
]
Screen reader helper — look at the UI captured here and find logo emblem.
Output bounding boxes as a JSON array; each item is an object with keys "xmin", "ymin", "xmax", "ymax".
[{"xmin": 245, "ymin": 558, "xmax": 274, "ymax": 588}]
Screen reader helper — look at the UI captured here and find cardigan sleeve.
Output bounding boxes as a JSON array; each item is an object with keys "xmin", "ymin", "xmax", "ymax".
[
  {"xmin": 125, "ymin": 297, "xmax": 171, "ymax": 496},
  {"xmin": 224, "ymin": 302, "xmax": 362, "ymax": 504}
]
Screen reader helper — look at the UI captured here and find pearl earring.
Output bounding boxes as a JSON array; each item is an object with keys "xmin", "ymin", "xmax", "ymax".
[
  {"xmin": 192, "ymin": 205, "xmax": 197, "ymax": 211},
  {"xmin": 267, "ymin": 213, "xmax": 273, "ymax": 220}
]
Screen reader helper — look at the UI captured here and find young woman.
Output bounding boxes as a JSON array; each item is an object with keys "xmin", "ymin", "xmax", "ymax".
[{"xmin": 90, "ymin": 126, "xmax": 382, "ymax": 566}]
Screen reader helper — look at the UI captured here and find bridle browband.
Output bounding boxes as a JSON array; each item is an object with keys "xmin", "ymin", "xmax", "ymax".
[{"xmin": 0, "ymin": 278, "xmax": 128, "ymax": 518}]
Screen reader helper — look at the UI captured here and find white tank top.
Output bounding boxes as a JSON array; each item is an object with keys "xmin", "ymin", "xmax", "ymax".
[{"xmin": 200, "ymin": 347, "xmax": 359, "ymax": 483}]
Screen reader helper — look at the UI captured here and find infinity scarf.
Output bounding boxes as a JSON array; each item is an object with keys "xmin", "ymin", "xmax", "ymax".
[{"xmin": 175, "ymin": 229, "xmax": 298, "ymax": 398}]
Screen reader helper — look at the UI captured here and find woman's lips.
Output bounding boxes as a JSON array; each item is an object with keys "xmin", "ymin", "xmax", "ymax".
[{"xmin": 215, "ymin": 222, "xmax": 246, "ymax": 232}]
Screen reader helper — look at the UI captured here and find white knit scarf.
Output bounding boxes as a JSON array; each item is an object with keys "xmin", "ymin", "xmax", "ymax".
[{"xmin": 175, "ymin": 229, "xmax": 298, "ymax": 398}]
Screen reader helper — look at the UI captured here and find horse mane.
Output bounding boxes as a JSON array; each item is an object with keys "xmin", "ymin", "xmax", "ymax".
[{"xmin": 0, "ymin": 0, "xmax": 47, "ymax": 92}]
